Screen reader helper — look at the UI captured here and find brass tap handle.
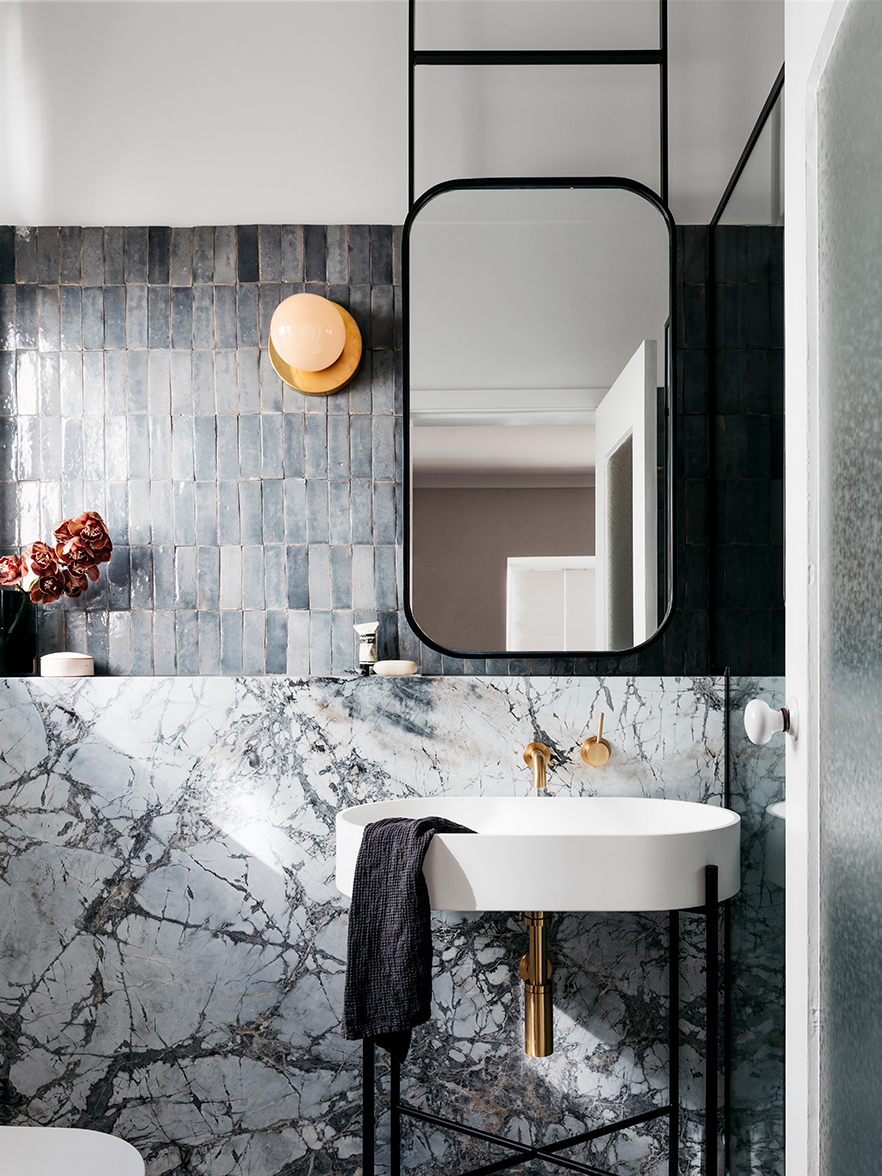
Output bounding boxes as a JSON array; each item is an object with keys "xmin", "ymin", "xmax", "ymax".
[
  {"xmin": 580, "ymin": 712, "xmax": 611, "ymax": 767},
  {"xmin": 523, "ymin": 741, "xmax": 550, "ymax": 791}
]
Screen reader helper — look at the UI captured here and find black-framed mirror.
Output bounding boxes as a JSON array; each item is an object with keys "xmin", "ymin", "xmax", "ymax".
[{"xmin": 403, "ymin": 178, "xmax": 676, "ymax": 658}]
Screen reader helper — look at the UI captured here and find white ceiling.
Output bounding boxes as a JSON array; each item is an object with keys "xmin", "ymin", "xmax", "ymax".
[{"xmin": 0, "ymin": 0, "xmax": 784, "ymax": 226}]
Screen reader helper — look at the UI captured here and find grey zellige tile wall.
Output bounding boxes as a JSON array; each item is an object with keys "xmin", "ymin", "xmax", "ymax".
[{"xmin": 0, "ymin": 224, "xmax": 410, "ymax": 676}]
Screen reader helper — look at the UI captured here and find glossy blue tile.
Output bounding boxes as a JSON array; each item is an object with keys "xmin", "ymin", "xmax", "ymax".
[
  {"xmin": 262, "ymin": 478, "xmax": 284, "ymax": 544},
  {"xmin": 214, "ymin": 227, "xmax": 237, "ymax": 284},
  {"xmin": 287, "ymin": 545, "xmax": 308, "ymax": 608},
  {"xmin": 195, "ymin": 481, "xmax": 218, "ymax": 546},
  {"xmin": 59, "ymin": 227, "xmax": 81, "ymax": 284},
  {"xmin": 151, "ymin": 610, "xmax": 176, "ymax": 674},
  {"xmin": 104, "ymin": 351, "xmax": 127, "ymax": 415},
  {"xmin": 81, "ymin": 227, "xmax": 104, "ymax": 286},
  {"xmin": 242, "ymin": 611, "xmax": 266, "ymax": 673},
  {"xmin": 219, "ymin": 546, "xmax": 242, "ymax": 609},
  {"xmin": 131, "ymin": 611, "xmax": 155, "ymax": 673},
  {"xmin": 259, "ymin": 225, "xmax": 281, "ymax": 281},
  {"xmin": 197, "ymin": 610, "xmax": 221, "ymax": 674},
  {"xmin": 175, "ymin": 611, "xmax": 199, "ymax": 674},
  {"xmin": 239, "ymin": 480, "xmax": 263, "ymax": 545},
  {"xmin": 264, "ymin": 544, "xmax": 287, "ymax": 610},
  {"xmin": 82, "ymin": 353, "xmax": 104, "ymax": 416},
  {"xmin": 61, "ymin": 418, "xmax": 82, "ymax": 480},
  {"xmin": 174, "ymin": 546, "xmax": 198, "ymax": 609},
  {"xmin": 308, "ymin": 544, "xmax": 330, "ymax": 609},
  {"xmin": 283, "ymin": 415, "xmax": 304, "ymax": 478},
  {"xmin": 237, "ymin": 225, "xmax": 259, "ymax": 283},
  {"xmin": 309, "ymin": 609, "xmax": 332, "ymax": 674},
  {"xmin": 82, "ymin": 287, "xmax": 104, "ymax": 350},
  {"xmin": 214, "ymin": 286, "xmax": 237, "ymax": 349},
  {"xmin": 238, "ymin": 349, "xmax": 260, "ymax": 414},
  {"xmin": 281, "ymin": 226, "xmax": 303, "ymax": 281},
  {"xmin": 173, "ymin": 481, "xmax": 196, "ymax": 546},
  {"xmin": 104, "ymin": 416, "xmax": 127, "ymax": 481},
  {"xmin": 193, "ymin": 417, "xmax": 216, "ymax": 482},
  {"xmin": 107, "ymin": 611, "xmax": 131, "ymax": 672},
  {"xmin": 170, "ymin": 288, "xmax": 193, "ymax": 349},
  {"xmin": 330, "ymin": 545, "xmax": 352, "ymax": 609},
  {"xmin": 15, "ymin": 229, "xmax": 37, "ymax": 284},
  {"xmin": 38, "ymin": 353, "xmax": 60, "ymax": 416},
  {"xmin": 286, "ymin": 610, "xmax": 309, "ymax": 675},
  {"xmin": 373, "ymin": 480, "xmax": 396, "ymax": 544},
  {"xmin": 15, "ymin": 352, "xmax": 38, "ymax": 415},
  {"xmin": 127, "ymin": 484, "xmax": 152, "ymax": 547},
  {"xmin": 305, "ymin": 414, "xmax": 328, "ymax": 478},
  {"xmin": 327, "ymin": 225, "xmax": 348, "ymax": 283},
  {"xmin": 371, "ymin": 285, "xmax": 394, "ymax": 350},
  {"xmin": 331, "ymin": 609, "xmax": 355, "ymax": 674},
  {"xmin": 150, "ymin": 481, "xmax": 173, "ymax": 544},
  {"xmin": 149, "ymin": 416, "xmax": 172, "ymax": 479},
  {"xmin": 148, "ymin": 227, "xmax": 170, "ymax": 285},
  {"xmin": 284, "ymin": 479, "xmax": 307, "ymax": 544},
  {"xmin": 37, "ymin": 286, "xmax": 60, "ymax": 351},
  {"xmin": 215, "ymin": 353, "xmax": 238, "ymax": 414},
  {"xmin": 374, "ymin": 545, "xmax": 398, "ymax": 610},
  {"xmin": 193, "ymin": 227, "xmax": 214, "ymax": 284},
  {"xmin": 152, "ymin": 544, "xmax": 175, "ymax": 609},
  {"xmin": 259, "ymin": 348, "xmax": 283, "ymax": 413},
  {"xmin": 124, "ymin": 284, "xmax": 147, "ymax": 349},
  {"xmin": 329, "ymin": 480, "xmax": 351, "ymax": 545},
  {"xmin": 82, "ymin": 416, "xmax": 105, "ymax": 481},
  {"xmin": 219, "ymin": 610, "xmax": 243, "ymax": 674},
  {"xmin": 216, "ymin": 416, "xmax": 239, "ymax": 480},
  {"xmin": 242, "ymin": 549, "xmax": 265, "ymax": 609},
  {"xmin": 192, "ymin": 350, "xmax": 215, "ymax": 414},
  {"xmin": 237, "ymin": 283, "xmax": 259, "ymax": 348},
  {"xmin": 126, "ymin": 350, "xmax": 148, "ymax": 414},
  {"xmin": 169, "ymin": 228, "xmax": 192, "ymax": 287},
  {"xmin": 350, "ymin": 479, "xmax": 373, "ymax": 544},
  {"xmin": 265, "ymin": 610, "xmax": 287, "ymax": 673},
  {"xmin": 306, "ymin": 480, "xmax": 329, "ymax": 543},
  {"xmin": 304, "ymin": 225, "xmax": 326, "ymax": 282},
  {"xmin": 125, "ymin": 228, "xmax": 148, "ymax": 283},
  {"xmin": 348, "ymin": 225, "xmax": 370, "ymax": 284},
  {"xmin": 59, "ymin": 286, "xmax": 82, "ymax": 351}
]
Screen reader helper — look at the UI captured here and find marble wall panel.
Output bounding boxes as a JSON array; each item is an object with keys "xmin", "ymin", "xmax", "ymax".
[
  {"xmin": 0, "ymin": 674, "xmax": 725, "ymax": 1175},
  {"xmin": 727, "ymin": 676, "xmax": 786, "ymax": 1176}
]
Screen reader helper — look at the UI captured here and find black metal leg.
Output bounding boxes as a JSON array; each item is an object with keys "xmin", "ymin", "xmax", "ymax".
[
  {"xmin": 668, "ymin": 909, "xmax": 679, "ymax": 1176},
  {"xmin": 363, "ymin": 1038, "xmax": 375, "ymax": 1176},
  {"xmin": 391, "ymin": 1055, "xmax": 401, "ymax": 1176},
  {"xmin": 705, "ymin": 865, "xmax": 719, "ymax": 1176}
]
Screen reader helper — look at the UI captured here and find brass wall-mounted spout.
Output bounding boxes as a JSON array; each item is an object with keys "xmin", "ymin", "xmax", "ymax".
[
  {"xmin": 519, "ymin": 911, "xmax": 553, "ymax": 1056},
  {"xmin": 523, "ymin": 741, "xmax": 551, "ymax": 793}
]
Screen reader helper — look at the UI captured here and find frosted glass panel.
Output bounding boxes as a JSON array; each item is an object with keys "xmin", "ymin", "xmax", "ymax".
[{"xmin": 817, "ymin": 4, "xmax": 882, "ymax": 1171}]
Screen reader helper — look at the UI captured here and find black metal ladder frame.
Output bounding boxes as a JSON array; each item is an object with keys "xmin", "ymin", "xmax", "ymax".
[
  {"xmin": 407, "ymin": 0, "xmax": 669, "ymax": 209},
  {"xmin": 362, "ymin": 865, "xmax": 721, "ymax": 1176}
]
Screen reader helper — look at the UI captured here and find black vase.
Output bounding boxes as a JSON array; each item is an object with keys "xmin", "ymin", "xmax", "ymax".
[{"xmin": 0, "ymin": 589, "xmax": 37, "ymax": 675}]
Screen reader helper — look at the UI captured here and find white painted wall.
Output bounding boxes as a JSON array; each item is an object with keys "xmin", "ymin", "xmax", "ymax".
[
  {"xmin": 0, "ymin": 0, "xmax": 782, "ymax": 227},
  {"xmin": 784, "ymin": 2, "xmax": 840, "ymax": 1173}
]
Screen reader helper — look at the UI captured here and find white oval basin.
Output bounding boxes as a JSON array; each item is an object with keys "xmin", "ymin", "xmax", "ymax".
[{"xmin": 336, "ymin": 796, "xmax": 741, "ymax": 912}]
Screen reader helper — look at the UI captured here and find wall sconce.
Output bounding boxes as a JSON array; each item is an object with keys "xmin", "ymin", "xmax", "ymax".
[{"xmin": 268, "ymin": 292, "xmax": 363, "ymax": 396}]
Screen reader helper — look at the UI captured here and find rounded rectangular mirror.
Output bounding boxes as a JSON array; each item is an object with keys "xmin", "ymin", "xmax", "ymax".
[{"xmin": 403, "ymin": 180, "xmax": 675, "ymax": 657}]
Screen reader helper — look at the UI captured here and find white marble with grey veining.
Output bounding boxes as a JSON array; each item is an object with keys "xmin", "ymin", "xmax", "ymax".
[{"xmin": 0, "ymin": 674, "xmax": 727, "ymax": 1175}]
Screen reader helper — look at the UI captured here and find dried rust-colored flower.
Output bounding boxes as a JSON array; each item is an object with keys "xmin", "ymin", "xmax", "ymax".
[
  {"xmin": 24, "ymin": 541, "xmax": 59, "ymax": 577},
  {"xmin": 0, "ymin": 554, "xmax": 22, "ymax": 586},
  {"xmin": 58, "ymin": 536, "xmax": 102, "ymax": 581},
  {"xmin": 55, "ymin": 511, "xmax": 112, "ymax": 565},
  {"xmin": 62, "ymin": 568, "xmax": 89, "ymax": 598},
  {"xmin": 29, "ymin": 570, "xmax": 67, "ymax": 604}
]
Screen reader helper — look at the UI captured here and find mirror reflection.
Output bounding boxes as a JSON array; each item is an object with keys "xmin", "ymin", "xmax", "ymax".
[{"xmin": 406, "ymin": 184, "xmax": 673, "ymax": 655}]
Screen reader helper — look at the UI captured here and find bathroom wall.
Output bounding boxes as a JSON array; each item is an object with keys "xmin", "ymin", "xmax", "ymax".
[
  {"xmin": 0, "ymin": 222, "xmax": 781, "ymax": 678},
  {"xmin": 0, "ymin": 673, "xmax": 726, "ymax": 1176}
]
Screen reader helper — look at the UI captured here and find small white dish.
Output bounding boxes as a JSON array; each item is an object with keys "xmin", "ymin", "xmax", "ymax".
[{"xmin": 40, "ymin": 652, "xmax": 94, "ymax": 677}]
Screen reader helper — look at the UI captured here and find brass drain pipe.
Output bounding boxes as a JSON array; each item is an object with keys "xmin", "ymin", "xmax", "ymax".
[{"xmin": 519, "ymin": 911, "xmax": 553, "ymax": 1057}]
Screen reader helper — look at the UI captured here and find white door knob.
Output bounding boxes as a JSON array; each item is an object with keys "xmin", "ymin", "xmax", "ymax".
[{"xmin": 744, "ymin": 697, "xmax": 798, "ymax": 745}]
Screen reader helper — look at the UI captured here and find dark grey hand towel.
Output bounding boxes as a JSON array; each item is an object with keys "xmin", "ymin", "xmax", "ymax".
[{"xmin": 342, "ymin": 815, "xmax": 476, "ymax": 1062}]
